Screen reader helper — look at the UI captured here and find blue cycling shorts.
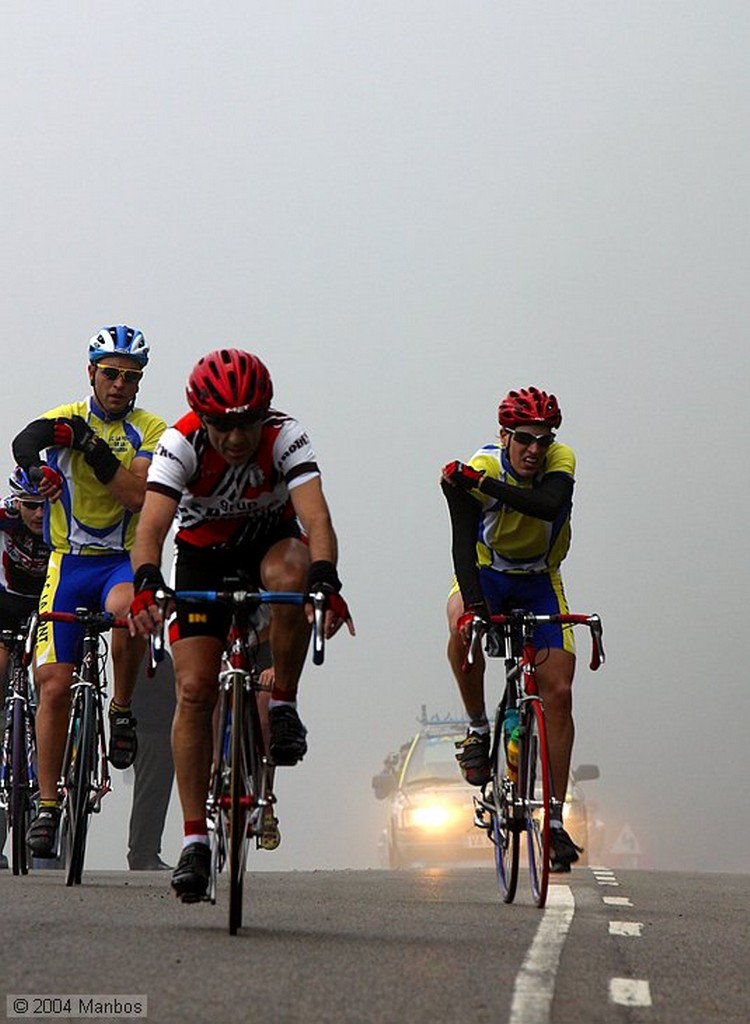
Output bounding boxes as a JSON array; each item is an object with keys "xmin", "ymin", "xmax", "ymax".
[
  {"xmin": 36, "ymin": 551, "xmax": 133, "ymax": 666},
  {"xmin": 451, "ymin": 568, "xmax": 576, "ymax": 656}
]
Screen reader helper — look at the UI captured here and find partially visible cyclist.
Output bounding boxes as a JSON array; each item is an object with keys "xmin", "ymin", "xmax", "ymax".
[
  {"xmin": 11, "ymin": 325, "xmax": 166, "ymax": 857},
  {"xmin": 441, "ymin": 386, "xmax": 582, "ymax": 872},
  {"xmin": 0, "ymin": 467, "xmax": 51, "ymax": 868},
  {"xmin": 128, "ymin": 348, "xmax": 354, "ymax": 902}
]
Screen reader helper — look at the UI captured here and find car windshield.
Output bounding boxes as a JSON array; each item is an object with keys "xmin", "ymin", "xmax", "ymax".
[{"xmin": 402, "ymin": 734, "xmax": 461, "ymax": 786}]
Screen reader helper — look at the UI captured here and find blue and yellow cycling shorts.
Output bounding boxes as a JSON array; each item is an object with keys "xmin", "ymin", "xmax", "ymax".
[
  {"xmin": 36, "ymin": 551, "xmax": 134, "ymax": 666},
  {"xmin": 450, "ymin": 568, "xmax": 576, "ymax": 655}
]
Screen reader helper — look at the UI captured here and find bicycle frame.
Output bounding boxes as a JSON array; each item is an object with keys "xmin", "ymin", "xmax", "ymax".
[
  {"xmin": 471, "ymin": 609, "xmax": 604, "ymax": 908},
  {"xmin": 0, "ymin": 613, "xmax": 39, "ymax": 875},
  {"xmin": 154, "ymin": 586, "xmax": 325, "ymax": 934},
  {"xmin": 39, "ymin": 609, "xmax": 128, "ymax": 886}
]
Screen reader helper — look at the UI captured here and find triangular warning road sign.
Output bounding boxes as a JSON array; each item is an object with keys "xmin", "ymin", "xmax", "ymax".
[{"xmin": 610, "ymin": 823, "xmax": 642, "ymax": 856}]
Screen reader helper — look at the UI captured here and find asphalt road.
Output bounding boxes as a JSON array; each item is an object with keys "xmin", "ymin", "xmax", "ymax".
[{"xmin": 2, "ymin": 866, "xmax": 748, "ymax": 1023}]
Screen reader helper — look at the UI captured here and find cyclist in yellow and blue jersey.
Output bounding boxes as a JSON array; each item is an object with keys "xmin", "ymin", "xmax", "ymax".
[
  {"xmin": 441, "ymin": 386, "xmax": 582, "ymax": 872},
  {"xmin": 12, "ymin": 325, "xmax": 166, "ymax": 857}
]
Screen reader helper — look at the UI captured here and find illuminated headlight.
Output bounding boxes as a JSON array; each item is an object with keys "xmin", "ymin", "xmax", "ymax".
[{"xmin": 405, "ymin": 804, "xmax": 454, "ymax": 830}]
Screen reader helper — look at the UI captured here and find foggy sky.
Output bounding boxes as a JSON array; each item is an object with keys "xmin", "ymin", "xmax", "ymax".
[{"xmin": 2, "ymin": 2, "xmax": 749, "ymax": 873}]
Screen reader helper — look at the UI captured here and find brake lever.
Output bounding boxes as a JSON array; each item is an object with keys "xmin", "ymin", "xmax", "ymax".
[{"xmin": 311, "ymin": 591, "xmax": 326, "ymax": 665}]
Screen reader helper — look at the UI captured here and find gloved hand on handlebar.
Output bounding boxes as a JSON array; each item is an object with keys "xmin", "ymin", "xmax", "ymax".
[
  {"xmin": 306, "ymin": 560, "xmax": 355, "ymax": 638},
  {"xmin": 457, "ymin": 600, "xmax": 491, "ymax": 641}
]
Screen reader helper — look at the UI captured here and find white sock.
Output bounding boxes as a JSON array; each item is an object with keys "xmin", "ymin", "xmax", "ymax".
[
  {"xmin": 183, "ymin": 834, "xmax": 210, "ymax": 849},
  {"xmin": 269, "ymin": 698, "xmax": 297, "ymax": 710}
]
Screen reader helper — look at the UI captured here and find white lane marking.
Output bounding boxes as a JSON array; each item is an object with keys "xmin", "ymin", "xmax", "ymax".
[
  {"xmin": 609, "ymin": 921, "xmax": 643, "ymax": 936},
  {"xmin": 596, "ymin": 879, "xmax": 620, "ymax": 886},
  {"xmin": 610, "ymin": 978, "xmax": 652, "ymax": 1006},
  {"xmin": 603, "ymin": 896, "xmax": 632, "ymax": 906},
  {"xmin": 509, "ymin": 885, "xmax": 574, "ymax": 1024}
]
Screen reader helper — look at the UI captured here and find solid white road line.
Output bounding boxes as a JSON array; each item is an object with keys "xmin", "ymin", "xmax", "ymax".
[
  {"xmin": 509, "ymin": 885, "xmax": 575, "ymax": 1024},
  {"xmin": 609, "ymin": 978, "xmax": 652, "ymax": 1006},
  {"xmin": 608, "ymin": 921, "xmax": 643, "ymax": 936}
]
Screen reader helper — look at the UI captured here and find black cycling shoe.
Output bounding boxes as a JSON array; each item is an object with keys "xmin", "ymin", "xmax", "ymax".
[
  {"xmin": 269, "ymin": 705, "xmax": 308, "ymax": 766},
  {"xmin": 171, "ymin": 842, "xmax": 211, "ymax": 902},
  {"xmin": 108, "ymin": 709, "xmax": 138, "ymax": 770},
  {"xmin": 549, "ymin": 827, "xmax": 583, "ymax": 873},
  {"xmin": 454, "ymin": 730, "xmax": 491, "ymax": 787},
  {"xmin": 26, "ymin": 806, "xmax": 61, "ymax": 858}
]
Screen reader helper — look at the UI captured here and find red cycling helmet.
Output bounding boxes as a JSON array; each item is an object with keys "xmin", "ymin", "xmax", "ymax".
[
  {"xmin": 498, "ymin": 387, "xmax": 562, "ymax": 429},
  {"xmin": 186, "ymin": 349, "xmax": 273, "ymax": 417}
]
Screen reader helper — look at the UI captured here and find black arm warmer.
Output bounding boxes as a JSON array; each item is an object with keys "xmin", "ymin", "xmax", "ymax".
[
  {"xmin": 477, "ymin": 472, "xmax": 574, "ymax": 522},
  {"xmin": 83, "ymin": 437, "xmax": 120, "ymax": 485},
  {"xmin": 441, "ymin": 480, "xmax": 485, "ymax": 608},
  {"xmin": 12, "ymin": 419, "xmax": 57, "ymax": 470}
]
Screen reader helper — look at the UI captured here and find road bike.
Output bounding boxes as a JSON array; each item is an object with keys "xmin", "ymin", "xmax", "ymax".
[
  {"xmin": 470, "ymin": 609, "xmax": 605, "ymax": 908},
  {"xmin": 0, "ymin": 612, "xmax": 39, "ymax": 875},
  {"xmin": 38, "ymin": 608, "xmax": 129, "ymax": 886},
  {"xmin": 154, "ymin": 583, "xmax": 326, "ymax": 935}
]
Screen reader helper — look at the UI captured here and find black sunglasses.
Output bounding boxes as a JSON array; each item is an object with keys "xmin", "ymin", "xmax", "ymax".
[
  {"xmin": 97, "ymin": 364, "xmax": 143, "ymax": 384},
  {"xmin": 507, "ymin": 428, "xmax": 556, "ymax": 449},
  {"xmin": 18, "ymin": 499, "xmax": 44, "ymax": 509},
  {"xmin": 202, "ymin": 412, "xmax": 264, "ymax": 433}
]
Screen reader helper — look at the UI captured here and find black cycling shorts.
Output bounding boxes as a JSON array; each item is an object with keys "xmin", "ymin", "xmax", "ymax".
[{"xmin": 169, "ymin": 520, "xmax": 304, "ymax": 643}]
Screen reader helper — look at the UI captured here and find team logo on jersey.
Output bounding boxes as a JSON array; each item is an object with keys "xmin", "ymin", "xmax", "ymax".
[{"xmin": 280, "ymin": 434, "xmax": 310, "ymax": 463}]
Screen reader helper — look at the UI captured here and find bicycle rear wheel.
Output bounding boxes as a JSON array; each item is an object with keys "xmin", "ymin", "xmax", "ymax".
[
  {"xmin": 491, "ymin": 715, "xmax": 519, "ymax": 903},
  {"xmin": 228, "ymin": 677, "xmax": 250, "ymax": 935},
  {"xmin": 521, "ymin": 700, "xmax": 552, "ymax": 908},
  {"xmin": 64, "ymin": 688, "xmax": 95, "ymax": 887},
  {"xmin": 10, "ymin": 698, "xmax": 32, "ymax": 875}
]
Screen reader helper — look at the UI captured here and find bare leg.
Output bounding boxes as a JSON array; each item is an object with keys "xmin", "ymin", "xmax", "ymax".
[
  {"xmin": 171, "ymin": 637, "xmax": 223, "ymax": 824},
  {"xmin": 535, "ymin": 648, "xmax": 576, "ymax": 807},
  {"xmin": 34, "ymin": 664, "xmax": 75, "ymax": 801},
  {"xmin": 106, "ymin": 582, "xmax": 146, "ymax": 706},
  {"xmin": 446, "ymin": 591, "xmax": 486, "ymax": 721}
]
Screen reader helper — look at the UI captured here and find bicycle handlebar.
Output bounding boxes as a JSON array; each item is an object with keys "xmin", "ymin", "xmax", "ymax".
[
  {"xmin": 465, "ymin": 610, "xmax": 605, "ymax": 672},
  {"xmin": 38, "ymin": 608, "xmax": 131, "ymax": 631},
  {"xmin": 149, "ymin": 588, "xmax": 327, "ymax": 670}
]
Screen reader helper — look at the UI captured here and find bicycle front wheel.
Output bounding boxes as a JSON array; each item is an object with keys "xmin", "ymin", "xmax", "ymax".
[
  {"xmin": 521, "ymin": 700, "xmax": 552, "ymax": 908},
  {"xmin": 228, "ymin": 678, "xmax": 250, "ymax": 935},
  {"xmin": 10, "ymin": 698, "xmax": 32, "ymax": 876},
  {"xmin": 491, "ymin": 718, "xmax": 519, "ymax": 903},
  {"xmin": 64, "ymin": 688, "xmax": 95, "ymax": 887}
]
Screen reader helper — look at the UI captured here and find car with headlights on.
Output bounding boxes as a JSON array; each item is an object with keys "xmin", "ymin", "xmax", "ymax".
[{"xmin": 373, "ymin": 710, "xmax": 599, "ymax": 869}]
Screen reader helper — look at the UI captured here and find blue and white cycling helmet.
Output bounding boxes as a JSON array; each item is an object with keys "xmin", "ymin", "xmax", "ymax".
[
  {"xmin": 8, "ymin": 465, "xmax": 43, "ymax": 498},
  {"xmin": 88, "ymin": 325, "xmax": 150, "ymax": 368}
]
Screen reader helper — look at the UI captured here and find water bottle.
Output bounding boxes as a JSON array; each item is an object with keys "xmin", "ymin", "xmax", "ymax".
[{"xmin": 503, "ymin": 707, "xmax": 520, "ymax": 784}]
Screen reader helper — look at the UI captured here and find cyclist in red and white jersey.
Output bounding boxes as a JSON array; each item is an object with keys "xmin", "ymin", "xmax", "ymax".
[
  {"xmin": 129, "ymin": 348, "xmax": 354, "ymax": 901},
  {"xmin": 0, "ymin": 468, "xmax": 50, "ymax": 869}
]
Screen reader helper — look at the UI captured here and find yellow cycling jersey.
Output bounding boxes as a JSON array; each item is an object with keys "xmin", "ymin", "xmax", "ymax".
[
  {"xmin": 468, "ymin": 441, "xmax": 575, "ymax": 573},
  {"xmin": 42, "ymin": 399, "xmax": 166, "ymax": 555}
]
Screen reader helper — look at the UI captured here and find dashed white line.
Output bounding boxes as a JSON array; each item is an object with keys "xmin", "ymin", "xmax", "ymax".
[
  {"xmin": 603, "ymin": 895, "xmax": 632, "ymax": 906},
  {"xmin": 509, "ymin": 885, "xmax": 575, "ymax": 1024},
  {"xmin": 609, "ymin": 921, "xmax": 643, "ymax": 936},
  {"xmin": 610, "ymin": 978, "xmax": 652, "ymax": 1006}
]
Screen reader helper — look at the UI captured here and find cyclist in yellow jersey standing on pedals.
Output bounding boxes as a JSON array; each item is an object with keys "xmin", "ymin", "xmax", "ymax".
[
  {"xmin": 128, "ymin": 348, "xmax": 354, "ymax": 903},
  {"xmin": 441, "ymin": 387, "xmax": 582, "ymax": 872},
  {"xmin": 12, "ymin": 326, "xmax": 166, "ymax": 857}
]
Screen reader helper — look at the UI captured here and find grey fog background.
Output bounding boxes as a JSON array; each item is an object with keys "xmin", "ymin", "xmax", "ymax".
[{"xmin": 2, "ymin": 2, "xmax": 748, "ymax": 873}]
